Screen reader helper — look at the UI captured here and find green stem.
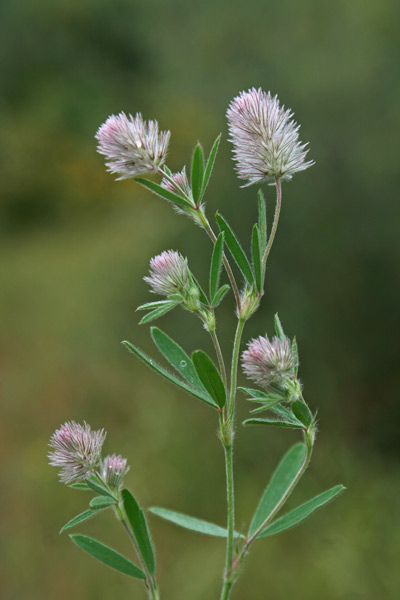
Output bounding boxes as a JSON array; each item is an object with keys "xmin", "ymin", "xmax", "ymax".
[
  {"xmin": 219, "ymin": 318, "xmax": 246, "ymax": 600},
  {"xmin": 210, "ymin": 328, "xmax": 228, "ymax": 390},
  {"xmin": 262, "ymin": 177, "xmax": 282, "ymax": 267}
]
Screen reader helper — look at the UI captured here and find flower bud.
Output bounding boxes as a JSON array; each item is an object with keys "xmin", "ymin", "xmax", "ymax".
[
  {"xmin": 101, "ymin": 454, "xmax": 129, "ymax": 490},
  {"xmin": 200, "ymin": 308, "xmax": 216, "ymax": 333},
  {"xmin": 238, "ymin": 287, "xmax": 260, "ymax": 320},
  {"xmin": 48, "ymin": 421, "xmax": 106, "ymax": 484}
]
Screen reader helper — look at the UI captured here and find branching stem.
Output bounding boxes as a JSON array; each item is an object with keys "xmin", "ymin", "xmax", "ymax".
[
  {"xmin": 210, "ymin": 328, "xmax": 228, "ymax": 390},
  {"xmin": 262, "ymin": 177, "xmax": 282, "ymax": 267}
]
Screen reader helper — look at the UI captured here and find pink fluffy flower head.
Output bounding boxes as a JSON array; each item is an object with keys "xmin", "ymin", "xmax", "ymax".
[
  {"xmin": 48, "ymin": 421, "xmax": 106, "ymax": 484},
  {"xmin": 227, "ymin": 88, "xmax": 314, "ymax": 185},
  {"xmin": 144, "ymin": 250, "xmax": 191, "ymax": 297},
  {"xmin": 242, "ymin": 334, "xmax": 296, "ymax": 389},
  {"xmin": 101, "ymin": 454, "xmax": 129, "ymax": 490},
  {"xmin": 96, "ymin": 112, "xmax": 170, "ymax": 180}
]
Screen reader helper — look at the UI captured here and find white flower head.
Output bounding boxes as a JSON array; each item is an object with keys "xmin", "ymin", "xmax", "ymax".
[
  {"xmin": 227, "ymin": 88, "xmax": 314, "ymax": 185},
  {"xmin": 48, "ymin": 421, "xmax": 106, "ymax": 484},
  {"xmin": 96, "ymin": 112, "xmax": 170, "ymax": 180},
  {"xmin": 144, "ymin": 250, "xmax": 191, "ymax": 297},
  {"xmin": 242, "ymin": 334, "xmax": 296, "ymax": 389}
]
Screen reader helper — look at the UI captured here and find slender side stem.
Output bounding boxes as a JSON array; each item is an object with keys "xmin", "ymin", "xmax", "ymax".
[
  {"xmin": 210, "ymin": 329, "xmax": 228, "ymax": 390},
  {"xmin": 115, "ymin": 503, "xmax": 160, "ymax": 600},
  {"xmin": 219, "ymin": 317, "xmax": 246, "ymax": 600},
  {"xmin": 262, "ymin": 177, "xmax": 282, "ymax": 267}
]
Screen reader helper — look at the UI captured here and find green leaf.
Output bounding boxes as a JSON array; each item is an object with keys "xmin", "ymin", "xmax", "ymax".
[
  {"xmin": 89, "ymin": 497, "xmax": 116, "ymax": 509},
  {"xmin": 201, "ymin": 135, "xmax": 221, "ymax": 199},
  {"xmin": 274, "ymin": 313, "xmax": 285, "ymax": 339},
  {"xmin": 251, "ymin": 224, "xmax": 262, "ymax": 292},
  {"xmin": 248, "ymin": 443, "xmax": 307, "ymax": 536},
  {"xmin": 122, "ymin": 489, "xmax": 155, "ymax": 575},
  {"xmin": 163, "ymin": 165, "xmax": 172, "ymax": 177},
  {"xmin": 60, "ymin": 509, "xmax": 103, "ymax": 533},
  {"xmin": 69, "ymin": 482, "xmax": 91, "ymax": 490},
  {"xmin": 257, "ymin": 485, "xmax": 345, "ymax": 539},
  {"xmin": 192, "ymin": 350, "xmax": 226, "ymax": 408},
  {"xmin": 149, "ymin": 507, "xmax": 244, "ymax": 538},
  {"xmin": 191, "ymin": 143, "xmax": 205, "ymax": 205},
  {"xmin": 122, "ymin": 340, "xmax": 218, "ymax": 408},
  {"xmin": 210, "ymin": 232, "xmax": 224, "ymax": 300},
  {"xmin": 243, "ymin": 418, "xmax": 305, "ymax": 429},
  {"xmin": 271, "ymin": 404, "xmax": 303, "ymax": 424},
  {"xmin": 249, "ymin": 398, "xmax": 284, "ymax": 414},
  {"xmin": 167, "ymin": 293, "xmax": 184, "ymax": 302},
  {"xmin": 211, "ymin": 284, "xmax": 230, "ymax": 308},
  {"xmin": 151, "ymin": 328, "xmax": 209, "ymax": 396},
  {"xmin": 239, "ymin": 388, "xmax": 285, "ymax": 404},
  {"xmin": 291, "ymin": 400, "xmax": 313, "ymax": 427},
  {"xmin": 70, "ymin": 534, "xmax": 145, "ymax": 579},
  {"xmin": 139, "ymin": 302, "xmax": 178, "ymax": 324},
  {"xmin": 239, "ymin": 387, "xmax": 272, "ymax": 400},
  {"xmin": 216, "ymin": 213, "xmax": 254, "ymax": 285},
  {"xmin": 137, "ymin": 300, "xmax": 178, "ymax": 311},
  {"xmin": 86, "ymin": 478, "xmax": 115, "ymax": 499},
  {"xmin": 257, "ymin": 189, "xmax": 267, "ymax": 251},
  {"xmin": 134, "ymin": 177, "xmax": 193, "ymax": 211}
]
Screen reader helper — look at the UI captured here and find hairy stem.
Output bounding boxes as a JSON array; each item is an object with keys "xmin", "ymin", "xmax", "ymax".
[
  {"xmin": 262, "ymin": 177, "xmax": 282, "ymax": 267},
  {"xmin": 210, "ymin": 328, "xmax": 228, "ymax": 390},
  {"xmin": 219, "ymin": 317, "xmax": 246, "ymax": 600}
]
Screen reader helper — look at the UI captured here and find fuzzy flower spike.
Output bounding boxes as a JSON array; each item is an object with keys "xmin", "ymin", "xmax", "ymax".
[
  {"xmin": 242, "ymin": 333, "xmax": 296, "ymax": 389},
  {"xmin": 144, "ymin": 250, "xmax": 192, "ymax": 297},
  {"xmin": 227, "ymin": 88, "xmax": 314, "ymax": 185},
  {"xmin": 96, "ymin": 112, "xmax": 170, "ymax": 180},
  {"xmin": 48, "ymin": 421, "xmax": 106, "ymax": 484},
  {"xmin": 144, "ymin": 250, "xmax": 201, "ymax": 312}
]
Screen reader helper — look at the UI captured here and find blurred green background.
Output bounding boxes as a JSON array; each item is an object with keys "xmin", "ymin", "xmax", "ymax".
[{"xmin": 1, "ymin": 0, "xmax": 399, "ymax": 598}]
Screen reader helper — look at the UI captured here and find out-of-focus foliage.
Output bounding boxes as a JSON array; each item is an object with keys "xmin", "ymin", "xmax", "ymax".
[{"xmin": 1, "ymin": 0, "xmax": 399, "ymax": 599}]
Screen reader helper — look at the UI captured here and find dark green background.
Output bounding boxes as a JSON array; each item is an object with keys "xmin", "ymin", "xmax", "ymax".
[{"xmin": 1, "ymin": 1, "xmax": 399, "ymax": 598}]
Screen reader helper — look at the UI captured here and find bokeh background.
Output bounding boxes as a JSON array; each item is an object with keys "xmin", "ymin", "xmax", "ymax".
[{"xmin": 1, "ymin": 0, "xmax": 399, "ymax": 598}]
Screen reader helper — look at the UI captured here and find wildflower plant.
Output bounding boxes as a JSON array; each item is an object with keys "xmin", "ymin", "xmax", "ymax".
[{"xmin": 50, "ymin": 88, "xmax": 344, "ymax": 600}]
